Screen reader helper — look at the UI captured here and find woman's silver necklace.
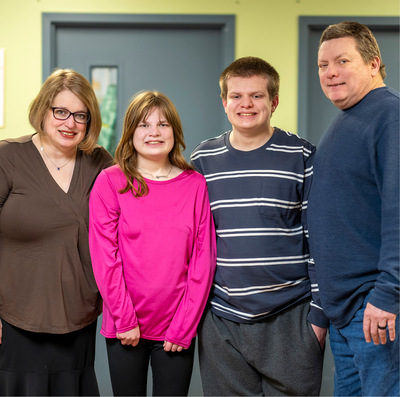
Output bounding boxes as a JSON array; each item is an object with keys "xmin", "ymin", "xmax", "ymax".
[
  {"xmin": 40, "ymin": 139, "xmax": 75, "ymax": 171},
  {"xmin": 138, "ymin": 165, "xmax": 173, "ymax": 179}
]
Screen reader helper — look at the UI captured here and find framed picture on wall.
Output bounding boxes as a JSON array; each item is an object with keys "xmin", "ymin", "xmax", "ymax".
[{"xmin": 91, "ymin": 66, "xmax": 118, "ymax": 154}]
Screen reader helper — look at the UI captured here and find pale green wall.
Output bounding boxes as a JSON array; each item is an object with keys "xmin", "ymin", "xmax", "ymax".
[{"xmin": 0, "ymin": 0, "xmax": 399, "ymax": 139}]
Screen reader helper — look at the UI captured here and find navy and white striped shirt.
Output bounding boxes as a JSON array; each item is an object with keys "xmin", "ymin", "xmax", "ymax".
[{"xmin": 191, "ymin": 128, "xmax": 327, "ymax": 325}]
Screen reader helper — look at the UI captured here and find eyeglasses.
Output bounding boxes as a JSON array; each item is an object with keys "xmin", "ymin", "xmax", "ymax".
[{"xmin": 51, "ymin": 107, "xmax": 91, "ymax": 124}]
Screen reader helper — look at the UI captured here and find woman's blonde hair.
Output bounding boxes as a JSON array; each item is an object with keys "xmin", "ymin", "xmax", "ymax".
[
  {"xmin": 115, "ymin": 91, "xmax": 193, "ymax": 197},
  {"xmin": 29, "ymin": 69, "xmax": 102, "ymax": 154}
]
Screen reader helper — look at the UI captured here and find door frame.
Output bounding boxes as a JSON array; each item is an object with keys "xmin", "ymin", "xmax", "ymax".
[
  {"xmin": 42, "ymin": 13, "xmax": 235, "ymax": 82},
  {"xmin": 298, "ymin": 16, "xmax": 399, "ymax": 141}
]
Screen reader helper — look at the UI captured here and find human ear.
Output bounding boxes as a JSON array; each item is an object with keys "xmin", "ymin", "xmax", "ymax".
[
  {"xmin": 222, "ymin": 98, "xmax": 228, "ymax": 113},
  {"xmin": 271, "ymin": 96, "xmax": 279, "ymax": 113},
  {"xmin": 370, "ymin": 56, "xmax": 381, "ymax": 77}
]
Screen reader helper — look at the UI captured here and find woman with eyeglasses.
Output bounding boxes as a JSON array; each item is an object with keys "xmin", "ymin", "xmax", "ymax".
[
  {"xmin": 0, "ymin": 69, "xmax": 113, "ymax": 396},
  {"xmin": 89, "ymin": 91, "xmax": 216, "ymax": 396}
]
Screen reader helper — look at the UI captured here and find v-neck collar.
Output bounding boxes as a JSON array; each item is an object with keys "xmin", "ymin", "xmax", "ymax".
[{"xmin": 29, "ymin": 133, "xmax": 80, "ymax": 196}]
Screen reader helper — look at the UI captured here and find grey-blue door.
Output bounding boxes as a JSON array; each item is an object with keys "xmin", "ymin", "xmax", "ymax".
[
  {"xmin": 44, "ymin": 14, "xmax": 235, "ymax": 158},
  {"xmin": 43, "ymin": 13, "xmax": 234, "ymax": 396}
]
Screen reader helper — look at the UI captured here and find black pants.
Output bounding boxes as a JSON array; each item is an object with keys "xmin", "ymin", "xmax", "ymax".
[
  {"xmin": 106, "ymin": 338, "xmax": 195, "ymax": 396},
  {"xmin": 0, "ymin": 319, "xmax": 99, "ymax": 396}
]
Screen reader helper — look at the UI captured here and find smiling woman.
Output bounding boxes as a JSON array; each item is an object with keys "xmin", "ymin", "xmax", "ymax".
[
  {"xmin": 0, "ymin": 69, "xmax": 113, "ymax": 396},
  {"xmin": 34, "ymin": 89, "xmax": 89, "ymax": 189}
]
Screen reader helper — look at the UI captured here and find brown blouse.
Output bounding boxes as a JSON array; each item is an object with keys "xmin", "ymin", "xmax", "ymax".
[{"xmin": 0, "ymin": 134, "xmax": 113, "ymax": 333}]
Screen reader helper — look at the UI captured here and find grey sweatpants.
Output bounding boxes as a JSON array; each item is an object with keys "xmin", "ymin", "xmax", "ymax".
[{"xmin": 198, "ymin": 299, "xmax": 324, "ymax": 396}]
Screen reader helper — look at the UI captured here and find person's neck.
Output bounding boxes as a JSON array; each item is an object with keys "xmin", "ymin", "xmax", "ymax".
[
  {"xmin": 137, "ymin": 158, "xmax": 173, "ymax": 180},
  {"xmin": 229, "ymin": 126, "xmax": 275, "ymax": 151},
  {"xmin": 371, "ymin": 79, "xmax": 386, "ymax": 91},
  {"xmin": 34, "ymin": 134, "xmax": 77, "ymax": 160}
]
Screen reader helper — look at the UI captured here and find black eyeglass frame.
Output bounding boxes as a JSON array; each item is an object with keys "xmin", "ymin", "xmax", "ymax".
[{"xmin": 51, "ymin": 107, "xmax": 91, "ymax": 124}]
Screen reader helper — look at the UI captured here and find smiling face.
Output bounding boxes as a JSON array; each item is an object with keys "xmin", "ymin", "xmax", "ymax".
[
  {"xmin": 133, "ymin": 107, "xmax": 174, "ymax": 163},
  {"xmin": 318, "ymin": 37, "xmax": 382, "ymax": 109},
  {"xmin": 223, "ymin": 75, "xmax": 278, "ymax": 137},
  {"xmin": 42, "ymin": 89, "xmax": 88, "ymax": 152}
]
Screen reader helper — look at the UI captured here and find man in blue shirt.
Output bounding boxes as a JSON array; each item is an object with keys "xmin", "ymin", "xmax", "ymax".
[{"xmin": 308, "ymin": 21, "xmax": 399, "ymax": 396}]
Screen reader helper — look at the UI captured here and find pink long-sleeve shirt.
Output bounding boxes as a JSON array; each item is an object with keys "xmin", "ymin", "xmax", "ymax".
[{"xmin": 89, "ymin": 165, "xmax": 216, "ymax": 348}]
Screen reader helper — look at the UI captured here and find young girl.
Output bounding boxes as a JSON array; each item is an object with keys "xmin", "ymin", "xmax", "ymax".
[{"xmin": 89, "ymin": 91, "xmax": 216, "ymax": 396}]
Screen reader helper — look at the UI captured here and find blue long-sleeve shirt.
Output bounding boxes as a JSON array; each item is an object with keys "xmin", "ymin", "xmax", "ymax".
[{"xmin": 308, "ymin": 87, "xmax": 400, "ymax": 329}]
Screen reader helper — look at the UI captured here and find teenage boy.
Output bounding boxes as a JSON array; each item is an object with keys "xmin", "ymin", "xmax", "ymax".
[{"xmin": 191, "ymin": 56, "xmax": 327, "ymax": 396}]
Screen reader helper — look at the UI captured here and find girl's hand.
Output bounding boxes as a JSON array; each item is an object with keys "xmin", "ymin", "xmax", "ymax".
[
  {"xmin": 163, "ymin": 341, "xmax": 185, "ymax": 352},
  {"xmin": 116, "ymin": 326, "xmax": 140, "ymax": 346}
]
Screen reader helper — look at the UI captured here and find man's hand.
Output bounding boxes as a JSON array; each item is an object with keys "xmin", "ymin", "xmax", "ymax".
[
  {"xmin": 311, "ymin": 324, "xmax": 327, "ymax": 349},
  {"xmin": 363, "ymin": 303, "xmax": 397, "ymax": 345},
  {"xmin": 116, "ymin": 326, "xmax": 140, "ymax": 346}
]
